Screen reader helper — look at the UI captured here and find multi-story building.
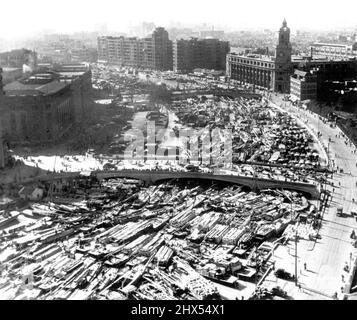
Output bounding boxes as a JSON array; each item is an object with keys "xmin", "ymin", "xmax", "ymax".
[
  {"xmin": 34, "ymin": 36, "xmax": 98, "ymax": 64},
  {"xmin": 70, "ymin": 47, "xmax": 98, "ymax": 63},
  {"xmin": 311, "ymin": 43, "xmax": 357, "ymax": 60},
  {"xmin": 0, "ymin": 67, "xmax": 23, "ymax": 84},
  {"xmin": 1, "ymin": 74, "xmax": 74, "ymax": 144},
  {"xmin": 173, "ymin": 39, "xmax": 194, "ymax": 73},
  {"xmin": 291, "ymin": 56, "xmax": 357, "ymax": 101},
  {"xmin": 54, "ymin": 64, "xmax": 93, "ymax": 124},
  {"xmin": 226, "ymin": 53, "xmax": 275, "ymax": 89},
  {"xmin": 0, "ymin": 49, "xmax": 38, "ymax": 89},
  {"xmin": 290, "ymin": 69, "xmax": 317, "ymax": 101},
  {"xmin": 173, "ymin": 38, "xmax": 229, "ymax": 73},
  {"xmin": 0, "ymin": 64, "xmax": 92, "ymax": 145},
  {"xmin": 226, "ymin": 19, "xmax": 292, "ymax": 93},
  {"xmin": 152, "ymin": 27, "xmax": 173, "ymax": 71},
  {"xmin": 97, "ymin": 27, "xmax": 172, "ymax": 70},
  {"xmin": 0, "ymin": 49, "xmax": 37, "ymax": 70}
]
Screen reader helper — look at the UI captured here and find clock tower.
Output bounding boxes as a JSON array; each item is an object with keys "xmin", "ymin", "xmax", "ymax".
[{"xmin": 274, "ymin": 19, "xmax": 292, "ymax": 93}]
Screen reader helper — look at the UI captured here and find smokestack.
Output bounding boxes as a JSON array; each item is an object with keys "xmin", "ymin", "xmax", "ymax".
[
  {"xmin": 311, "ymin": 46, "xmax": 313, "ymax": 58},
  {"xmin": 266, "ymin": 47, "xmax": 269, "ymax": 56},
  {"xmin": 23, "ymin": 64, "xmax": 33, "ymax": 74}
]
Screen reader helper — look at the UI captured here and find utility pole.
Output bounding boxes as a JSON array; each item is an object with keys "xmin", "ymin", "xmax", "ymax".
[
  {"xmin": 0, "ymin": 68, "xmax": 5, "ymax": 170},
  {"xmin": 295, "ymin": 227, "xmax": 298, "ymax": 286}
]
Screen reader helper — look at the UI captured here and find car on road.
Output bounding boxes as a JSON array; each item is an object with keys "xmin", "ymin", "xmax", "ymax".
[
  {"xmin": 274, "ymin": 268, "xmax": 295, "ymax": 281},
  {"xmin": 103, "ymin": 163, "xmax": 117, "ymax": 170},
  {"xmin": 184, "ymin": 164, "xmax": 200, "ymax": 172},
  {"xmin": 336, "ymin": 207, "xmax": 343, "ymax": 217}
]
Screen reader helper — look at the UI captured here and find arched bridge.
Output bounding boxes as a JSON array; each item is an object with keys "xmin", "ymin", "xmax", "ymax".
[{"xmin": 95, "ymin": 170, "xmax": 320, "ymax": 199}]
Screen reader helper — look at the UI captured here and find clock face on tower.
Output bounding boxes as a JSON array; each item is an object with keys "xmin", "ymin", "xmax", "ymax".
[{"xmin": 279, "ymin": 52, "xmax": 284, "ymax": 57}]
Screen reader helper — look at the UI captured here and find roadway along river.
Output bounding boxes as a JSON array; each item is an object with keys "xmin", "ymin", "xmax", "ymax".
[{"xmin": 272, "ymin": 95, "xmax": 357, "ymax": 297}]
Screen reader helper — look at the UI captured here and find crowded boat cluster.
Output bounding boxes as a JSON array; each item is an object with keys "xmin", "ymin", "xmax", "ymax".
[
  {"xmin": 168, "ymin": 95, "xmax": 328, "ymax": 185},
  {"xmin": 0, "ymin": 175, "xmax": 320, "ymax": 300},
  {"xmin": 172, "ymin": 95, "xmax": 321, "ymax": 167}
]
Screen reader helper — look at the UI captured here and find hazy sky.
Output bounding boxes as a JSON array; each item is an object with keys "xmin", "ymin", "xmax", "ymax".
[{"xmin": 1, "ymin": 0, "xmax": 357, "ymax": 38}]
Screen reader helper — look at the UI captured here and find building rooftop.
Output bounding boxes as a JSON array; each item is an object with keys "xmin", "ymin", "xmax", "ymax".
[
  {"xmin": 313, "ymin": 42, "xmax": 353, "ymax": 48},
  {"xmin": 229, "ymin": 52, "xmax": 274, "ymax": 62},
  {"xmin": 292, "ymin": 55, "xmax": 355, "ymax": 63},
  {"xmin": 333, "ymin": 110, "xmax": 357, "ymax": 120},
  {"xmin": 294, "ymin": 70, "xmax": 308, "ymax": 77},
  {"xmin": 2, "ymin": 67, "xmax": 22, "ymax": 72},
  {"xmin": 4, "ymin": 77, "xmax": 67, "ymax": 96},
  {"xmin": 55, "ymin": 64, "xmax": 89, "ymax": 72},
  {"xmin": 58, "ymin": 71, "xmax": 87, "ymax": 77}
]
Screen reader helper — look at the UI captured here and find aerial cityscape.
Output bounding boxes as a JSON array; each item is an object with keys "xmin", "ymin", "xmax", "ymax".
[{"xmin": 1, "ymin": 0, "xmax": 357, "ymax": 302}]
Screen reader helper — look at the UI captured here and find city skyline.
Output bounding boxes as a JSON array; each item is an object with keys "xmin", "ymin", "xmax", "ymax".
[{"xmin": 1, "ymin": 0, "xmax": 357, "ymax": 39}]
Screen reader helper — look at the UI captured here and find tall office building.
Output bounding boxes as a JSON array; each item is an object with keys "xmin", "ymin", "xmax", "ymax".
[
  {"xmin": 97, "ymin": 27, "xmax": 172, "ymax": 70},
  {"xmin": 152, "ymin": 27, "xmax": 173, "ymax": 71},
  {"xmin": 173, "ymin": 38, "xmax": 229, "ymax": 73}
]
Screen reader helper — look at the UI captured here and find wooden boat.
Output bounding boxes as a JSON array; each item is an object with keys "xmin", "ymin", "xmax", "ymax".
[{"xmin": 104, "ymin": 253, "xmax": 130, "ymax": 268}]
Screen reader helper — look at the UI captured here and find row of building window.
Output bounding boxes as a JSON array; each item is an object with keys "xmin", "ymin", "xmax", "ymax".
[{"xmin": 229, "ymin": 57, "xmax": 274, "ymax": 68}]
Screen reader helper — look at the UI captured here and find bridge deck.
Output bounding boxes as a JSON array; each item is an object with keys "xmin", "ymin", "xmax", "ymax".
[
  {"xmin": 95, "ymin": 170, "xmax": 320, "ymax": 199},
  {"xmin": 34, "ymin": 169, "xmax": 320, "ymax": 199}
]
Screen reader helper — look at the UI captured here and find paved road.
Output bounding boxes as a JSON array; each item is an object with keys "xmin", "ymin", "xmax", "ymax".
[{"xmin": 271, "ymin": 95, "xmax": 357, "ymax": 298}]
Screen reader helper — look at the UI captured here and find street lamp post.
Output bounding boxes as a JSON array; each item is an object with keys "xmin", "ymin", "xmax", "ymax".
[{"xmin": 287, "ymin": 193, "xmax": 298, "ymax": 286}]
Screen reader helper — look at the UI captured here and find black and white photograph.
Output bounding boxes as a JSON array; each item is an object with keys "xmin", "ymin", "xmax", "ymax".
[{"xmin": 1, "ymin": 0, "xmax": 357, "ymax": 310}]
